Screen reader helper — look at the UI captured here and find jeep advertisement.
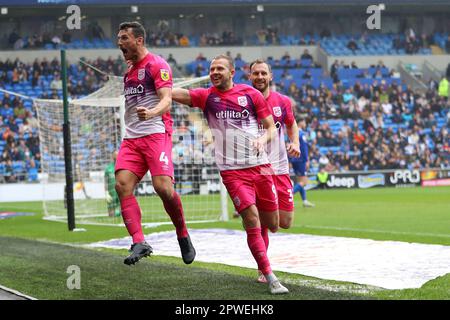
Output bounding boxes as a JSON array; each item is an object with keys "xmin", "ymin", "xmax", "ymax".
[{"xmin": 303, "ymin": 169, "xmax": 450, "ymax": 190}]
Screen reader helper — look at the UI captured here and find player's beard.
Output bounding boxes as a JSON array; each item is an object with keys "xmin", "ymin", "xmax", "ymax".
[
  {"xmin": 212, "ymin": 74, "xmax": 231, "ymax": 91},
  {"xmin": 252, "ymin": 79, "xmax": 269, "ymax": 94}
]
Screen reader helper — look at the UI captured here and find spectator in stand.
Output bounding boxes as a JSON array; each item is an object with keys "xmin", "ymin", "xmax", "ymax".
[
  {"xmin": 51, "ymin": 34, "xmax": 61, "ymax": 48},
  {"xmin": 196, "ymin": 53, "xmax": 207, "ymax": 61},
  {"xmin": 50, "ymin": 73, "xmax": 63, "ymax": 90},
  {"xmin": 199, "ymin": 33, "xmax": 208, "ymax": 46},
  {"xmin": 281, "ymin": 51, "xmax": 291, "ymax": 61},
  {"xmin": 266, "ymin": 25, "xmax": 279, "ymax": 45},
  {"xmin": 13, "ymin": 101, "xmax": 26, "ymax": 120},
  {"xmin": 179, "ymin": 34, "xmax": 190, "ymax": 47},
  {"xmin": 302, "ymin": 70, "xmax": 312, "ymax": 80},
  {"xmin": 320, "ymin": 28, "xmax": 331, "ymax": 38},
  {"xmin": 347, "ymin": 38, "xmax": 359, "ymax": 52},
  {"xmin": 167, "ymin": 53, "xmax": 178, "ymax": 66},
  {"xmin": 349, "ymin": 61, "xmax": 358, "ymax": 69},
  {"xmin": 300, "ymin": 49, "xmax": 313, "ymax": 61},
  {"xmin": 3, "ymin": 159, "xmax": 17, "ymax": 183},
  {"xmin": 438, "ymin": 76, "xmax": 449, "ymax": 99},
  {"xmin": 281, "ymin": 69, "xmax": 293, "ymax": 80},
  {"xmin": 194, "ymin": 63, "xmax": 206, "ymax": 77},
  {"xmin": 330, "ymin": 60, "xmax": 340, "ymax": 83}
]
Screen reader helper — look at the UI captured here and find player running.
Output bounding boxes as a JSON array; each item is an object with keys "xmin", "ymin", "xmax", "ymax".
[
  {"xmin": 172, "ymin": 54, "xmax": 289, "ymax": 294},
  {"xmin": 291, "ymin": 118, "xmax": 315, "ymax": 207},
  {"xmin": 249, "ymin": 59, "xmax": 300, "ymax": 283},
  {"xmin": 116, "ymin": 21, "xmax": 195, "ymax": 266}
]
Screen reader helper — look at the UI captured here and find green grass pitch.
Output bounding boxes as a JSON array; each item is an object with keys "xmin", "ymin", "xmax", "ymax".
[{"xmin": 0, "ymin": 186, "xmax": 449, "ymax": 300}]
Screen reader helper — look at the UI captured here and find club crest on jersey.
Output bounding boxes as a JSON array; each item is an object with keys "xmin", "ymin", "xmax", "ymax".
[
  {"xmin": 138, "ymin": 68, "xmax": 145, "ymax": 80},
  {"xmin": 237, "ymin": 96, "xmax": 248, "ymax": 107},
  {"xmin": 160, "ymin": 69, "xmax": 170, "ymax": 81},
  {"xmin": 273, "ymin": 106, "xmax": 282, "ymax": 117}
]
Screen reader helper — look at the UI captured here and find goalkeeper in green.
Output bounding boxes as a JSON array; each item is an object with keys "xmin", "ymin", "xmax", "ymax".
[{"xmin": 105, "ymin": 151, "xmax": 120, "ymax": 217}]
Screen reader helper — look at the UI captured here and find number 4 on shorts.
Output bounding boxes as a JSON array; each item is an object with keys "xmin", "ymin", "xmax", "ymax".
[{"xmin": 159, "ymin": 152, "xmax": 169, "ymax": 165}]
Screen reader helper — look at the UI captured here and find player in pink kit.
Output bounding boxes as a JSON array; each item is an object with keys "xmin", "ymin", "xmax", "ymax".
[
  {"xmin": 172, "ymin": 54, "xmax": 289, "ymax": 294},
  {"xmin": 249, "ymin": 59, "xmax": 300, "ymax": 283},
  {"xmin": 116, "ymin": 21, "xmax": 195, "ymax": 265}
]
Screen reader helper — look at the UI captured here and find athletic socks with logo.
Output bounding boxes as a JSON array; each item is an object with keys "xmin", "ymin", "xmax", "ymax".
[
  {"xmin": 120, "ymin": 194, "xmax": 145, "ymax": 244},
  {"xmin": 261, "ymin": 227, "xmax": 269, "ymax": 251},
  {"xmin": 162, "ymin": 191, "xmax": 189, "ymax": 239},
  {"xmin": 246, "ymin": 227, "xmax": 272, "ymax": 275}
]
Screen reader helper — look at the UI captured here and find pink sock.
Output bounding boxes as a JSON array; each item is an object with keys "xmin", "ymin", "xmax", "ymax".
[
  {"xmin": 261, "ymin": 227, "xmax": 269, "ymax": 251},
  {"xmin": 120, "ymin": 195, "xmax": 145, "ymax": 244},
  {"xmin": 246, "ymin": 227, "xmax": 272, "ymax": 275},
  {"xmin": 162, "ymin": 191, "xmax": 188, "ymax": 238}
]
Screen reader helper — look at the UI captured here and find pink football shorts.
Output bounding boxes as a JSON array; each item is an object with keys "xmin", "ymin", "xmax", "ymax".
[
  {"xmin": 220, "ymin": 164, "xmax": 278, "ymax": 213},
  {"xmin": 115, "ymin": 132, "xmax": 174, "ymax": 180},
  {"xmin": 273, "ymin": 174, "xmax": 294, "ymax": 212}
]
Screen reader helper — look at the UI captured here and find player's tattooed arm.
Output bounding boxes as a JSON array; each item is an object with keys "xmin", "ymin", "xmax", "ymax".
[{"xmin": 172, "ymin": 88, "xmax": 192, "ymax": 106}]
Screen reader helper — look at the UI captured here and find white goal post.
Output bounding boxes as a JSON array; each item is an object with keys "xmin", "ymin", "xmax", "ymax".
[{"xmin": 35, "ymin": 75, "xmax": 229, "ymax": 226}]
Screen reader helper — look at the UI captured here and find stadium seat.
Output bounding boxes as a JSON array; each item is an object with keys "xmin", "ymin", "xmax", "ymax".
[{"xmin": 12, "ymin": 161, "xmax": 25, "ymax": 174}]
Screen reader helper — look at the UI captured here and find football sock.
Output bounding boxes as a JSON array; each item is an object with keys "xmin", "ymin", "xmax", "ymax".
[
  {"xmin": 162, "ymin": 191, "xmax": 189, "ymax": 239},
  {"xmin": 298, "ymin": 184, "xmax": 306, "ymax": 201},
  {"xmin": 261, "ymin": 227, "xmax": 269, "ymax": 251},
  {"xmin": 246, "ymin": 227, "xmax": 272, "ymax": 275},
  {"xmin": 120, "ymin": 195, "xmax": 145, "ymax": 244}
]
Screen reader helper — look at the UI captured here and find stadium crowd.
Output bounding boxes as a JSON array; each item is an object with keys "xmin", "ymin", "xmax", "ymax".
[
  {"xmin": 4, "ymin": 23, "xmax": 449, "ymax": 54},
  {"xmin": 1, "ymin": 53, "xmax": 449, "ymax": 183},
  {"xmin": 273, "ymin": 60, "xmax": 450, "ymax": 173},
  {"xmin": 0, "ymin": 56, "xmax": 127, "ymax": 182}
]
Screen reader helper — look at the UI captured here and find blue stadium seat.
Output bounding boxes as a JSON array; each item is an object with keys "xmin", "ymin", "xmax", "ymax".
[
  {"xmin": 12, "ymin": 161, "xmax": 25, "ymax": 174},
  {"xmin": 27, "ymin": 167, "xmax": 39, "ymax": 182}
]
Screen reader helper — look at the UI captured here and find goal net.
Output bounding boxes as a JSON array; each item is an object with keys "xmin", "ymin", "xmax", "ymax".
[{"xmin": 35, "ymin": 75, "xmax": 229, "ymax": 226}]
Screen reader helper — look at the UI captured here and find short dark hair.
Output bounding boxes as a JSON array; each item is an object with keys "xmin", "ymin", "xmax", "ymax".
[
  {"xmin": 249, "ymin": 59, "xmax": 272, "ymax": 73},
  {"xmin": 297, "ymin": 117, "xmax": 308, "ymax": 125},
  {"xmin": 119, "ymin": 21, "xmax": 146, "ymax": 41},
  {"xmin": 211, "ymin": 54, "xmax": 235, "ymax": 70}
]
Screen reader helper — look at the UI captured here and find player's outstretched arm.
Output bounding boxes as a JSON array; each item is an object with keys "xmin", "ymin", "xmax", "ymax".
[
  {"xmin": 136, "ymin": 87, "xmax": 172, "ymax": 121},
  {"xmin": 286, "ymin": 121, "xmax": 300, "ymax": 158},
  {"xmin": 172, "ymin": 88, "xmax": 192, "ymax": 106}
]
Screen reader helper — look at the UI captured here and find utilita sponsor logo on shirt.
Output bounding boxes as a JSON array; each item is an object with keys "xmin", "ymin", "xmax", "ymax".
[
  {"xmin": 258, "ymin": 121, "xmax": 281, "ymax": 132},
  {"xmin": 124, "ymin": 84, "xmax": 144, "ymax": 96},
  {"xmin": 215, "ymin": 109, "xmax": 250, "ymax": 119}
]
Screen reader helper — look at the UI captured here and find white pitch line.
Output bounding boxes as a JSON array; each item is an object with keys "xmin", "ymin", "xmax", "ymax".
[
  {"xmin": 0, "ymin": 284, "xmax": 37, "ymax": 300},
  {"xmin": 303, "ymin": 225, "xmax": 450, "ymax": 238}
]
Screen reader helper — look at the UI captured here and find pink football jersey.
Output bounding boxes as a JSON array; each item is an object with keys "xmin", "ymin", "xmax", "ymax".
[
  {"xmin": 123, "ymin": 53, "xmax": 173, "ymax": 138},
  {"xmin": 189, "ymin": 84, "xmax": 272, "ymax": 171},
  {"xmin": 264, "ymin": 91, "xmax": 295, "ymax": 175}
]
